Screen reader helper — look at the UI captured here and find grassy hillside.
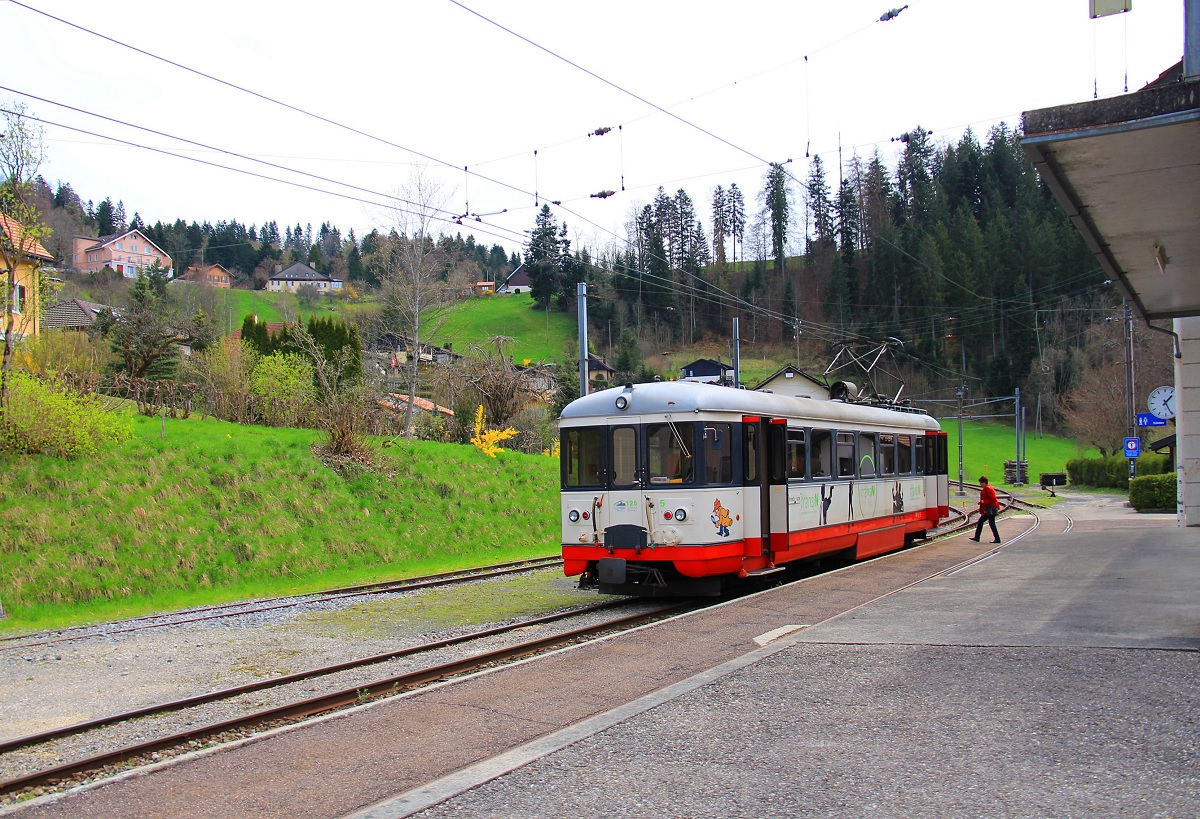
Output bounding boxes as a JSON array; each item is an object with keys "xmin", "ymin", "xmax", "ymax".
[
  {"xmin": 433, "ymin": 294, "xmax": 577, "ymax": 364},
  {"xmin": 0, "ymin": 414, "xmax": 559, "ymax": 631}
]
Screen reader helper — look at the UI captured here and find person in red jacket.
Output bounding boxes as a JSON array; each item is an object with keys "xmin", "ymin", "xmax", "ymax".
[{"xmin": 970, "ymin": 476, "xmax": 1002, "ymax": 543}]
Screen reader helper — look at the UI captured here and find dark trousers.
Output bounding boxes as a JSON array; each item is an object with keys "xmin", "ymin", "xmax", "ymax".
[{"xmin": 974, "ymin": 509, "xmax": 1000, "ymax": 541}]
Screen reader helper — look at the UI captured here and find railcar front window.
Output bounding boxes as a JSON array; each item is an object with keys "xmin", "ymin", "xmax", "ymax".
[
  {"xmin": 648, "ymin": 422, "xmax": 695, "ymax": 484},
  {"xmin": 611, "ymin": 427, "xmax": 639, "ymax": 488},
  {"xmin": 564, "ymin": 427, "xmax": 604, "ymax": 488},
  {"xmin": 703, "ymin": 422, "xmax": 734, "ymax": 484}
]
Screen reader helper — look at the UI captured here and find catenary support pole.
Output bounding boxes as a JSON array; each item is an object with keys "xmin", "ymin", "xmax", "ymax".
[
  {"xmin": 1014, "ymin": 387, "xmax": 1021, "ymax": 485},
  {"xmin": 732, "ymin": 317, "xmax": 741, "ymax": 388},
  {"xmin": 577, "ymin": 283, "xmax": 588, "ymax": 398}
]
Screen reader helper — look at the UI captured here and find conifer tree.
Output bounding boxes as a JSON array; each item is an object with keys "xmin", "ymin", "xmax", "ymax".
[{"xmin": 761, "ymin": 163, "xmax": 791, "ymax": 277}]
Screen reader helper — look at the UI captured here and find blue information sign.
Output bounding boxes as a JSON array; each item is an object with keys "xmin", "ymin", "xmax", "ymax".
[
  {"xmin": 1136, "ymin": 412, "xmax": 1167, "ymax": 427},
  {"xmin": 1124, "ymin": 437, "xmax": 1141, "ymax": 458}
]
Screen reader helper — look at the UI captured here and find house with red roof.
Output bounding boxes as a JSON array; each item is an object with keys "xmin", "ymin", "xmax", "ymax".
[{"xmin": 71, "ymin": 229, "xmax": 173, "ymax": 278}]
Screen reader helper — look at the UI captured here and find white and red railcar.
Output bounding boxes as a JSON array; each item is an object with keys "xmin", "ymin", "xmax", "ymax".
[{"xmin": 560, "ymin": 380, "xmax": 950, "ymax": 596}]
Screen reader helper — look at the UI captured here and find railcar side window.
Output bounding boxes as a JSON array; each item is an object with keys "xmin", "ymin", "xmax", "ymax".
[
  {"xmin": 897, "ymin": 435, "xmax": 913, "ymax": 475},
  {"xmin": 648, "ymin": 422, "xmax": 695, "ymax": 484},
  {"xmin": 857, "ymin": 432, "xmax": 877, "ymax": 477},
  {"xmin": 809, "ymin": 429, "xmax": 831, "ymax": 478},
  {"xmin": 786, "ymin": 429, "xmax": 806, "ymax": 480},
  {"xmin": 879, "ymin": 434, "xmax": 896, "ymax": 476},
  {"xmin": 611, "ymin": 427, "xmax": 639, "ymax": 488},
  {"xmin": 703, "ymin": 422, "xmax": 734, "ymax": 485},
  {"xmin": 915, "ymin": 436, "xmax": 926, "ymax": 475},
  {"xmin": 836, "ymin": 432, "xmax": 856, "ymax": 477},
  {"xmin": 564, "ymin": 427, "xmax": 605, "ymax": 488}
]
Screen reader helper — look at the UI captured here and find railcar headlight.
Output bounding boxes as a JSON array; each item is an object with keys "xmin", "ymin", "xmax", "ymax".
[
  {"xmin": 674, "ymin": 508, "xmax": 687, "ymax": 521},
  {"xmin": 568, "ymin": 509, "xmax": 580, "ymax": 523},
  {"xmin": 615, "ymin": 394, "xmax": 629, "ymax": 411}
]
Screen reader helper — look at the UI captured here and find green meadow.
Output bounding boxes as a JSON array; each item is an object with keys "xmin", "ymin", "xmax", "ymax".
[
  {"xmin": 940, "ymin": 418, "xmax": 1096, "ymax": 487},
  {"xmin": 433, "ymin": 294, "xmax": 577, "ymax": 364},
  {"xmin": 0, "ymin": 413, "xmax": 559, "ymax": 631}
]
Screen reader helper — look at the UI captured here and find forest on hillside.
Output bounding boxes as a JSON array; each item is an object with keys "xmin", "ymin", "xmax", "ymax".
[
  {"xmin": 22, "ymin": 119, "xmax": 1173, "ymax": 448},
  {"xmin": 520, "ymin": 123, "xmax": 1173, "ymax": 441}
]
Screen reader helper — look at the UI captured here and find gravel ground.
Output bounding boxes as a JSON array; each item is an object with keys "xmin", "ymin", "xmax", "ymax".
[{"xmin": 0, "ymin": 570, "xmax": 659, "ymax": 794}]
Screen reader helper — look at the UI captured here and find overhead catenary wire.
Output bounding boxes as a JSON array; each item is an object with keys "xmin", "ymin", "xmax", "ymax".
[
  {"xmin": 8, "ymin": 0, "xmax": 1085, "ymax": 353},
  {"xmin": 1, "ymin": 109, "xmax": 530, "ymax": 253},
  {"xmin": 0, "ymin": 86, "xmax": 473, "ymax": 229},
  {"xmin": 4, "ymin": 0, "xmax": 917, "ymax": 278}
]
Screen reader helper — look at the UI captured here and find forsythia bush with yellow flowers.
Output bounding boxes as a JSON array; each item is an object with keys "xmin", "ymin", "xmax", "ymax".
[{"xmin": 469, "ymin": 405, "xmax": 517, "ymax": 458}]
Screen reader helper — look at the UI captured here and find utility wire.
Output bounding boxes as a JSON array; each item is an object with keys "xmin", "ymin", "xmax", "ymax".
[
  {"xmin": 0, "ymin": 86, "xmax": 474, "ymax": 227},
  {"xmin": 2, "ymin": 109, "xmax": 530, "ymax": 253},
  {"xmin": 12, "ymin": 0, "xmax": 1078, "ymax": 353}
]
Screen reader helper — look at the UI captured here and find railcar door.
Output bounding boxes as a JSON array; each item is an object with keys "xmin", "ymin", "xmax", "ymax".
[
  {"xmin": 741, "ymin": 416, "xmax": 785, "ymax": 568},
  {"xmin": 604, "ymin": 420, "xmax": 645, "ymax": 536},
  {"xmin": 766, "ymin": 418, "xmax": 788, "ymax": 556},
  {"xmin": 741, "ymin": 418, "xmax": 765, "ymax": 558}
]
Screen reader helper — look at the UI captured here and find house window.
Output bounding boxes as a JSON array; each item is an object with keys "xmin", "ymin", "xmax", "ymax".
[
  {"xmin": 116, "ymin": 243, "xmax": 123, "ymax": 251},
  {"xmin": 11, "ymin": 284, "xmax": 25, "ymax": 314}
]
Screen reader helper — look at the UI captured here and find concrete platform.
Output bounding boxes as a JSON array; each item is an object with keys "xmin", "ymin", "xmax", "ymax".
[{"xmin": 358, "ymin": 497, "xmax": 1200, "ymax": 818}]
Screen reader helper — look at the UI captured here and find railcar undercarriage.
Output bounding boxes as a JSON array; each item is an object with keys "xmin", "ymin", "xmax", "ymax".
[{"xmin": 583, "ymin": 557, "xmax": 724, "ymax": 597}]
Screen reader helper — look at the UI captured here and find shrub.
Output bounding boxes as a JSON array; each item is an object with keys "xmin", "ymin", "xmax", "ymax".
[
  {"xmin": 1066, "ymin": 456, "xmax": 1117, "ymax": 487},
  {"xmin": 14, "ymin": 328, "xmax": 113, "ymax": 380},
  {"xmin": 184, "ymin": 337, "xmax": 258, "ymax": 423},
  {"xmin": 1135, "ymin": 453, "xmax": 1170, "ymax": 476},
  {"xmin": 1066, "ymin": 453, "xmax": 1170, "ymax": 489},
  {"xmin": 250, "ymin": 352, "xmax": 315, "ymax": 427},
  {"xmin": 1129, "ymin": 474, "xmax": 1175, "ymax": 511},
  {"xmin": 0, "ymin": 371, "xmax": 133, "ymax": 458}
]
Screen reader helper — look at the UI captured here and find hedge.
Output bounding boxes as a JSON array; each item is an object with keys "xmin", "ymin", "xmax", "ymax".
[
  {"xmin": 1064, "ymin": 454, "xmax": 1170, "ymax": 490},
  {"xmin": 1129, "ymin": 473, "xmax": 1176, "ymax": 511}
]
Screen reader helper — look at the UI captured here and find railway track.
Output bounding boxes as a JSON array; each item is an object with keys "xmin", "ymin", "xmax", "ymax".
[
  {"xmin": 0, "ymin": 556, "xmax": 564, "ymax": 652},
  {"xmin": 0, "ymin": 597, "xmax": 688, "ymax": 798},
  {"xmin": 1, "ymin": 496, "xmax": 1062, "ymax": 803}
]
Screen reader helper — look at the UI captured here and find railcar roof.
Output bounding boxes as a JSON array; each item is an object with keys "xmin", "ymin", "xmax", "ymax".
[{"xmin": 560, "ymin": 381, "xmax": 940, "ymax": 431}]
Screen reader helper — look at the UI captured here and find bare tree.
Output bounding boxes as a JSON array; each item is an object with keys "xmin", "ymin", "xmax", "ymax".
[
  {"xmin": 1057, "ymin": 314, "xmax": 1176, "ymax": 455},
  {"xmin": 370, "ymin": 169, "xmax": 463, "ymax": 437},
  {"xmin": 428, "ymin": 336, "xmax": 555, "ymax": 449},
  {"xmin": 0, "ymin": 101, "xmax": 49, "ymax": 410},
  {"xmin": 1059, "ymin": 357, "xmax": 1128, "ymax": 456}
]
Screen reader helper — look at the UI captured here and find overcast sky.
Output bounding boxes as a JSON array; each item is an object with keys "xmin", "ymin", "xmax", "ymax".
[{"xmin": 1, "ymin": 0, "xmax": 1186, "ymax": 256}]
